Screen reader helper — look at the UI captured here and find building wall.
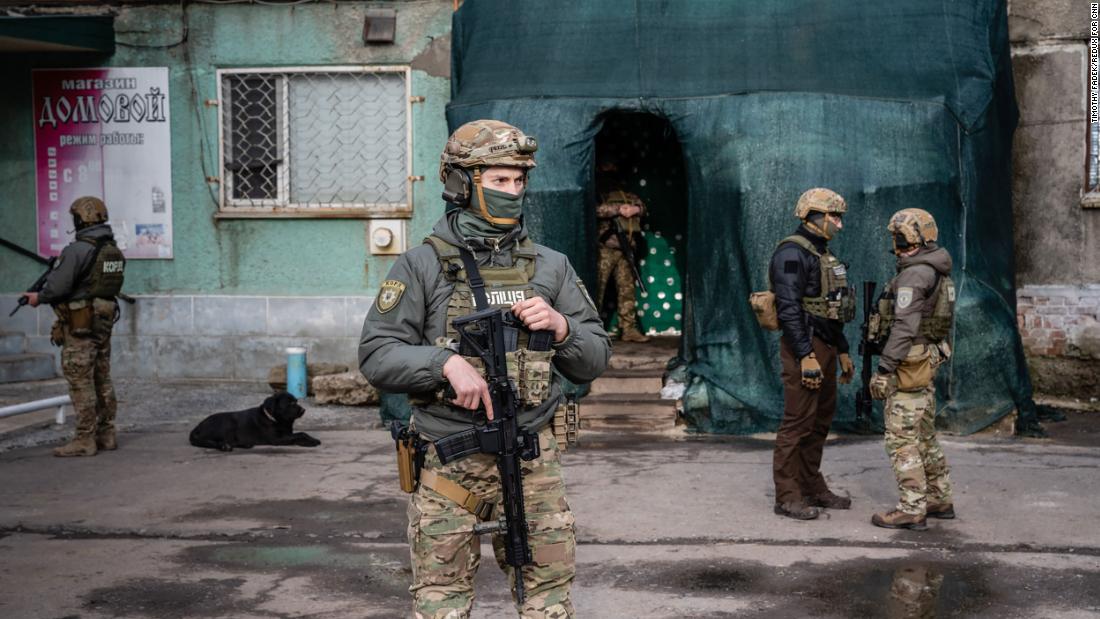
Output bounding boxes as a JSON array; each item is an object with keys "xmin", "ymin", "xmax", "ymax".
[
  {"xmin": 0, "ymin": 1, "xmax": 454, "ymax": 378},
  {"xmin": 1009, "ymin": 0, "xmax": 1100, "ymax": 398}
]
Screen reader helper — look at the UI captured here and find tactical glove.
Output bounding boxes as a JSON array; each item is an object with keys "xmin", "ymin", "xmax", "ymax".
[
  {"xmin": 800, "ymin": 353, "xmax": 823, "ymax": 390},
  {"xmin": 869, "ymin": 372, "xmax": 894, "ymax": 400},
  {"xmin": 838, "ymin": 353, "xmax": 854, "ymax": 385}
]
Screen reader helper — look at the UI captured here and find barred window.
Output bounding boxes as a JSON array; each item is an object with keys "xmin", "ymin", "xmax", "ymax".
[{"xmin": 217, "ymin": 67, "xmax": 412, "ymax": 215}]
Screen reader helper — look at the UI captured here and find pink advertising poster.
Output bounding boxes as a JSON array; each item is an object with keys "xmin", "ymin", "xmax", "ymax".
[{"xmin": 33, "ymin": 67, "xmax": 172, "ymax": 259}]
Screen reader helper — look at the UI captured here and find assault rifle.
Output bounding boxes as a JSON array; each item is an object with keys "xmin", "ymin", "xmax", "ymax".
[
  {"xmin": 10, "ymin": 257, "xmax": 57, "ymax": 317},
  {"xmin": 612, "ymin": 219, "xmax": 648, "ymax": 294},
  {"xmin": 855, "ymin": 280, "xmax": 879, "ymax": 431},
  {"xmin": 433, "ymin": 307, "xmax": 548, "ymax": 604}
]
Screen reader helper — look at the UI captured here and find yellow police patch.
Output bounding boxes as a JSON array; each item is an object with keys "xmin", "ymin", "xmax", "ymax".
[{"xmin": 376, "ymin": 279, "xmax": 407, "ymax": 313}]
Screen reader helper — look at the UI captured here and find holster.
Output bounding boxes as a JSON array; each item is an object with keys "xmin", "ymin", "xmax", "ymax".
[{"xmin": 391, "ymin": 421, "xmax": 425, "ymax": 493}]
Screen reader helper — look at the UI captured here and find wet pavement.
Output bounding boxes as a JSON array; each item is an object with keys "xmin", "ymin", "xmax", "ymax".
[{"xmin": 1, "ymin": 379, "xmax": 1099, "ymax": 618}]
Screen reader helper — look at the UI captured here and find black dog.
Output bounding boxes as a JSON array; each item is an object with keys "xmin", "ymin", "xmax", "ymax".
[{"xmin": 189, "ymin": 391, "xmax": 321, "ymax": 451}]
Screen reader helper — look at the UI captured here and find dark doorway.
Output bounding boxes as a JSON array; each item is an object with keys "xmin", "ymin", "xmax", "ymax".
[{"xmin": 592, "ymin": 112, "xmax": 688, "ymax": 339}]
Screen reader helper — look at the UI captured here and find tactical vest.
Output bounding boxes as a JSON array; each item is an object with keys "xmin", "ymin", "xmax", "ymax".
[
  {"xmin": 777, "ymin": 235, "xmax": 856, "ymax": 323},
  {"xmin": 412, "ymin": 235, "xmax": 555, "ymax": 409},
  {"xmin": 873, "ymin": 271, "xmax": 955, "ymax": 344},
  {"xmin": 79, "ymin": 237, "xmax": 126, "ymax": 300}
]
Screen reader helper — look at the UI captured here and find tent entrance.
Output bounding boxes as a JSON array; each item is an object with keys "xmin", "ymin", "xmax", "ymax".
[{"xmin": 593, "ymin": 111, "xmax": 688, "ymax": 339}]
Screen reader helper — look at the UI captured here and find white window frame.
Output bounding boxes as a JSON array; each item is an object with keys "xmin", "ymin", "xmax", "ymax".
[{"xmin": 215, "ymin": 65, "xmax": 414, "ymax": 218}]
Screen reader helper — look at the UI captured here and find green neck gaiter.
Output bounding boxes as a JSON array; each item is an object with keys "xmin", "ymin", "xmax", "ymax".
[{"xmin": 457, "ymin": 186, "xmax": 526, "ymax": 237}]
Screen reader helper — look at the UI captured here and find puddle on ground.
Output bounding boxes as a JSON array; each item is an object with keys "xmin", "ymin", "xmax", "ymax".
[
  {"xmin": 83, "ymin": 577, "xmax": 248, "ymax": 619},
  {"xmin": 178, "ymin": 497, "xmax": 407, "ymax": 541},
  {"xmin": 601, "ymin": 555, "xmax": 1100, "ymax": 617}
]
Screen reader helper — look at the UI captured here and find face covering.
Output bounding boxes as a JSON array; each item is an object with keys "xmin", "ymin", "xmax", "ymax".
[{"xmin": 475, "ymin": 185, "xmax": 525, "ymax": 223}]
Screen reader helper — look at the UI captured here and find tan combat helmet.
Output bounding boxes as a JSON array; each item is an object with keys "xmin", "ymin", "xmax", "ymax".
[
  {"xmin": 439, "ymin": 119, "xmax": 537, "ymax": 225},
  {"xmin": 794, "ymin": 187, "xmax": 846, "ymax": 240},
  {"xmin": 601, "ymin": 190, "xmax": 644, "ymax": 208},
  {"xmin": 69, "ymin": 196, "xmax": 108, "ymax": 228},
  {"xmin": 794, "ymin": 187, "xmax": 847, "ymax": 219},
  {"xmin": 887, "ymin": 208, "xmax": 938, "ymax": 249}
]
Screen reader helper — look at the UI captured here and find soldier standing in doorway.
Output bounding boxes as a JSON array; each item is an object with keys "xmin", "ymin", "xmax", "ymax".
[
  {"xmin": 595, "ymin": 187, "xmax": 650, "ymax": 343},
  {"xmin": 768, "ymin": 188, "xmax": 856, "ymax": 520},
  {"xmin": 868, "ymin": 208, "xmax": 956, "ymax": 531},
  {"xmin": 25, "ymin": 196, "xmax": 125, "ymax": 457}
]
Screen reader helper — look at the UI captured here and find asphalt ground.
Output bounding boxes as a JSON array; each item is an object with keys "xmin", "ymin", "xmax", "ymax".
[{"xmin": 1, "ymin": 379, "xmax": 1098, "ymax": 618}]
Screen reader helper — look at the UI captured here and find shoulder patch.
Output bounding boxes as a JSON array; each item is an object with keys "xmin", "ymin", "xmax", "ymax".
[
  {"xmin": 896, "ymin": 287, "xmax": 914, "ymax": 309},
  {"xmin": 576, "ymin": 278, "xmax": 597, "ymax": 312},
  {"xmin": 375, "ymin": 279, "xmax": 407, "ymax": 314},
  {"xmin": 784, "ymin": 260, "xmax": 799, "ymax": 274}
]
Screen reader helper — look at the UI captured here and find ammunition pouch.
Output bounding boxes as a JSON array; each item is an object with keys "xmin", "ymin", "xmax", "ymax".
[
  {"xmin": 391, "ymin": 421, "xmax": 426, "ymax": 493},
  {"xmin": 896, "ymin": 344, "xmax": 934, "ymax": 392},
  {"xmin": 413, "ymin": 345, "xmax": 555, "ymax": 409},
  {"xmin": 65, "ymin": 300, "xmax": 93, "ymax": 337},
  {"xmin": 748, "ymin": 290, "xmax": 780, "ymax": 331},
  {"xmin": 552, "ymin": 396, "xmax": 580, "ymax": 451}
]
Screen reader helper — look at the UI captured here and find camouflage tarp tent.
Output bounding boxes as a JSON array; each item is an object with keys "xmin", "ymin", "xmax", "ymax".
[{"xmin": 440, "ymin": 0, "xmax": 1033, "ymax": 434}]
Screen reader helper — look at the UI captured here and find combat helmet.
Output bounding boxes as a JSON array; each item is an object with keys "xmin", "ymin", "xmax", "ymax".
[
  {"xmin": 887, "ymin": 208, "xmax": 938, "ymax": 252},
  {"xmin": 794, "ymin": 188, "xmax": 846, "ymax": 240},
  {"xmin": 794, "ymin": 188, "xmax": 847, "ymax": 219},
  {"xmin": 439, "ymin": 120, "xmax": 537, "ymax": 226},
  {"xmin": 69, "ymin": 196, "xmax": 108, "ymax": 229},
  {"xmin": 601, "ymin": 190, "xmax": 644, "ymax": 209}
]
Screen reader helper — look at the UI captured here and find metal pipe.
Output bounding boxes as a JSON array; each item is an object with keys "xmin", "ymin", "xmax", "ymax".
[{"xmin": 0, "ymin": 395, "xmax": 71, "ymax": 421}]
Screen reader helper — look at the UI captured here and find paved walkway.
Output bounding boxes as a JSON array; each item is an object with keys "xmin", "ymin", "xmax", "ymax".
[{"xmin": 1, "ymin": 380, "xmax": 1098, "ymax": 617}]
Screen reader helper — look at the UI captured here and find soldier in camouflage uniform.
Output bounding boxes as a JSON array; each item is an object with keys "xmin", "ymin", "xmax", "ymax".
[
  {"xmin": 869, "ymin": 208, "xmax": 955, "ymax": 531},
  {"xmin": 595, "ymin": 189, "xmax": 649, "ymax": 342},
  {"xmin": 359, "ymin": 120, "xmax": 610, "ymax": 618},
  {"xmin": 26, "ymin": 197, "xmax": 125, "ymax": 457}
]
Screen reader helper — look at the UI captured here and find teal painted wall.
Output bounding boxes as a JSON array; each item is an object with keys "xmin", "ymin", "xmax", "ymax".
[{"xmin": 1, "ymin": 1, "xmax": 453, "ymax": 295}]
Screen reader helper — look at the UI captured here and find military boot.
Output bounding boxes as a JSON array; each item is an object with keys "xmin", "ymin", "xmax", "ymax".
[
  {"xmin": 871, "ymin": 509, "xmax": 927, "ymax": 530},
  {"xmin": 621, "ymin": 327, "xmax": 651, "ymax": 343},
  {"xmin": 925, "ymin": 502, "xmax": 955, "ymax": 519},
  {"xmin": 807, "ymin": 490, "xmax": 852, "ymax": 510},
  {"xmin": 53, "ymin": 436, "xmax": 97, "ymax": 457},
  {"xmin": 96, "ymin": 429, "xmax": 118, "ymax": 451},
  {"xmin": 774, "ymin": 500, "xmax": 821, "ymax": 520}
]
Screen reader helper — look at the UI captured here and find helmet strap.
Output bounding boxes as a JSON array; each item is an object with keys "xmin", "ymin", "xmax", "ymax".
[
  {"xmin": 472, "ymin": 168, "xmax": 520, "ymax": 226},
  {"xmin": 804, "ymin": 217, "xmax": 832, "ymax": 240}
]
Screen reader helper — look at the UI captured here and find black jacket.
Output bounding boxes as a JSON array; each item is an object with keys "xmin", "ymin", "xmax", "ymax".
[{"xmin": 768, "ymin": 225, "xmax": 850, "ymax": 359}]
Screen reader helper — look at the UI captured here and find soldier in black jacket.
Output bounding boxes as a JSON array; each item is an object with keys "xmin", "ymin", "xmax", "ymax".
[{"xmin": 768, "ymin": 188, "xmax": 856, "ymax": 519}]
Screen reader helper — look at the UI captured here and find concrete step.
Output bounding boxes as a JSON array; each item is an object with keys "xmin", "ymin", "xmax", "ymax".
[
  {"xmin": 0, "ymin": 354, "xmax": 58, "ymax": 383},
  {"xmin": 588, "ymin": 370, "xmax": 664, "ymax": 396},
  {"xmin": 0, "ymin": 333, "xmax": 25, "ymax": 356},
  {"xmin": 579, "ymin": 393, "xmax": 677, "ymax": 432}
]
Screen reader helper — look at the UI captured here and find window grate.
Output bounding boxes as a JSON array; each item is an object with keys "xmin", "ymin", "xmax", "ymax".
[{"xmin": 218, "ymin": 67, "xmax": 411, "ymax": 214}]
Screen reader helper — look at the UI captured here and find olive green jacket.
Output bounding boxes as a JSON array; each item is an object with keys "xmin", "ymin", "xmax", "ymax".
[
  {"xmin": 878, "ymin": 244, "xmax": 953, "ymax": 373},
  {"xmin": 358, "ymin": 211, "xmax": 611, "ymax": 441}
]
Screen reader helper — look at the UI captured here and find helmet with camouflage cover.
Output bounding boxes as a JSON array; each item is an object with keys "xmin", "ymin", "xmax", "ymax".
[
  {"xmin": 600, "ymin": 190, "xmax": 644, "ymax": 209},
  {"xmin": 438, "ymin": 119, "xmax": 537, "ymax": 181},
  {"xmin": 69, "ymin": 196, "xmax": 108, "ymax": 228},
  {"xmin": 887, "ymin": 208, "xmax": 938, "ymax": 248},
  {"xmin": 793, "ymin": 188, "xmax": 847, "ymax": 220}
]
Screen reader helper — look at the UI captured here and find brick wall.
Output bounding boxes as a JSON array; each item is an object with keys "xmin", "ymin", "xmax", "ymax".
[{"xmin": 1017, "ymin": 286, "xmax": 1100, "ymax": 358}]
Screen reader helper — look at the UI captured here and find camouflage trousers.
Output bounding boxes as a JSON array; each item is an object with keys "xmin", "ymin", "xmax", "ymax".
[
  {"xmin": 57, "ymin": 299, "xmax": 118, "ymax": 441},
  {"xmin": 408, "ymin": 425, "xmax": 575, "ymax": 619},
  {"xmin": 596, "ymin": 246, "xmax": 640, "ymax": 333},
  {"xmin": 883, "ymin": 385, "xmax": 952, "ymax": 516}
]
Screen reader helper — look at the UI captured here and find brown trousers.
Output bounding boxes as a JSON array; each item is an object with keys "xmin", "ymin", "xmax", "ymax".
[{"xmin": 773, "ymin": 336, "xmax": 838, "ymax": 504}]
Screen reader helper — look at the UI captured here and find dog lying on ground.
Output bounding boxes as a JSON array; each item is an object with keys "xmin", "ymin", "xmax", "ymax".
[{"xmin": 189, "ymin": 391, "xmax": 321, "ymax": 451}]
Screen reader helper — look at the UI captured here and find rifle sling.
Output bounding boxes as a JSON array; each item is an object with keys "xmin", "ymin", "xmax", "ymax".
[
  {"xmin": 457, "ymin": 248, "xmax": 490, "ymax": 311},
  {"xmin": 419, "ymin": 469, "xmax": 495, "ymax": 521}
]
